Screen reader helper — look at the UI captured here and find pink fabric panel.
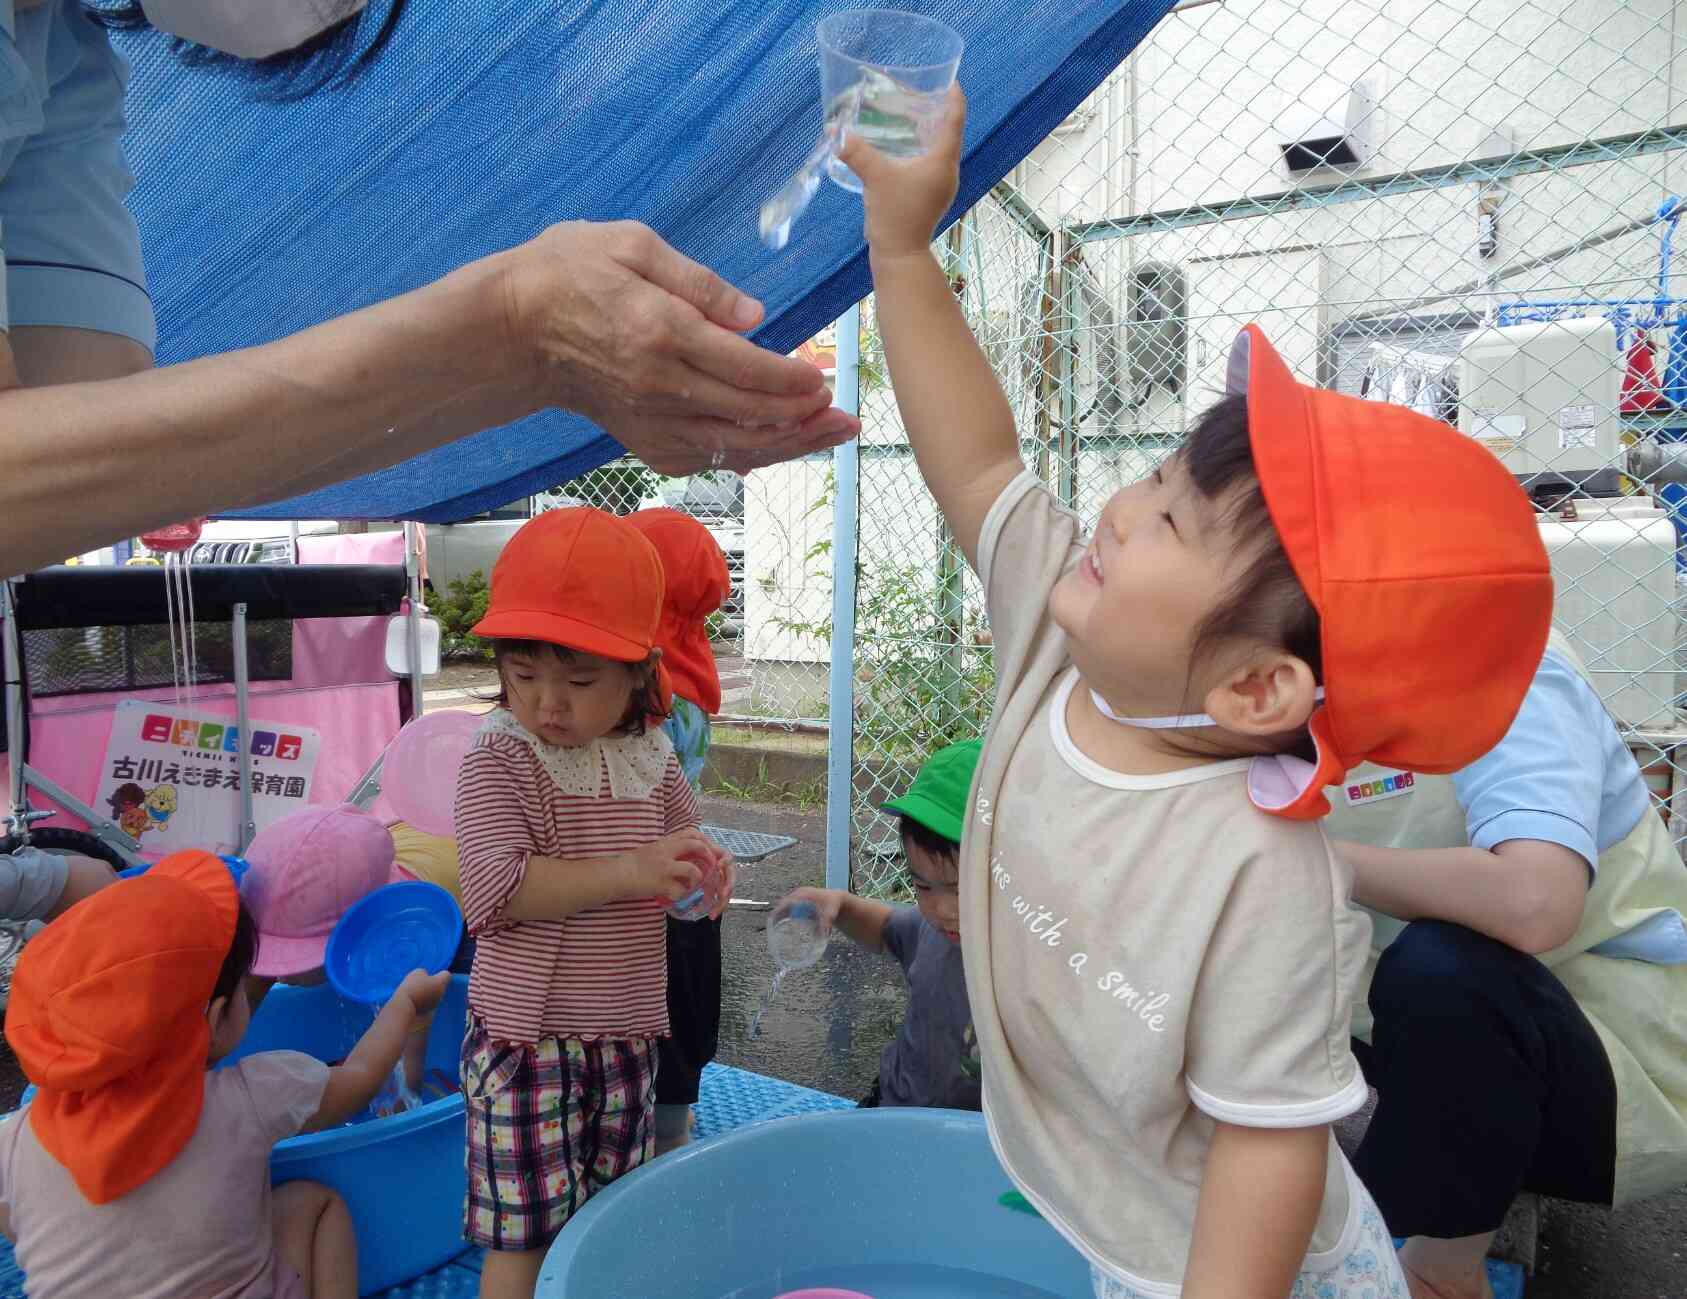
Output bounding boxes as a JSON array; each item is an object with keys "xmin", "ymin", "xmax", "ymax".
[
  {"xmin": 291, "ymin": 615, "xmax": 391, "ymax": 689},
  {"xmin": 293, "ymin": 531, "xmax": 408, "ymax": 687},
  {"xmin": 296, "ymin": 532, "xmax": 406, "ymax": 566},
  {"xmin": 9, "ymin": 682, "xmax": 399, "ymax": 858}
]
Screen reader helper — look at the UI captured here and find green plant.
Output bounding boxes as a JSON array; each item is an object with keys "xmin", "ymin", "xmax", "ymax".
[
  {"xmin": 772, "ymin": 466, "xmax": 996, "ymax": 760},
  {"xmin": 705, "ymin": 608, "xmax": 733, "ymax": 644},
  {"xmin": 708, "ymin": 757, "xmax": 827, "ymax": 811},
  {"xmin": 437, "ymin": 569, "xmax": 494, "ymax": 662}
]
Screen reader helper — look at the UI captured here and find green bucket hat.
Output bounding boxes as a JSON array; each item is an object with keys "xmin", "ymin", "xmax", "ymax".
[{"xmin": 882, "ymin": 738, "xmax": 983, "ymax": 845}]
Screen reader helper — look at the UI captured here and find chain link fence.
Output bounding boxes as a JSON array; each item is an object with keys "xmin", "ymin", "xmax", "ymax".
[
  {"xmin": 558, "ymin": 0, "xmax": 1687, "ymax": 894},
  {"xmin": 833, "ymin": 0, "xmax": 1687, "ymax": 894}
]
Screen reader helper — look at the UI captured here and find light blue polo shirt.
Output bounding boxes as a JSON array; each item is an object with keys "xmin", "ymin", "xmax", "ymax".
[
  {"xmin": 1454, "ymin": 648, "xmax": 1686, "ymax": 963},
  {"xmin": 0, "ymin": 0, "xmax": 153, "ymax": 349}
]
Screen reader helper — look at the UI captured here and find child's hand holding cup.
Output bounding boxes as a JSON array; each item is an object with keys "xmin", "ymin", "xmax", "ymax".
[{"xmin": 839, "ymin": 83, "xmax": 966, "ymax": 262}]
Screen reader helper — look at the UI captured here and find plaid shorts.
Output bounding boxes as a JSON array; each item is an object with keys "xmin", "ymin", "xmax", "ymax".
[{"xmin": 460, "ymin": 1019, "xmax": 658, "ymax": 1252}]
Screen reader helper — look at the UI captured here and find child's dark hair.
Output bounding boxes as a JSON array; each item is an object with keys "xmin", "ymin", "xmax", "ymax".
[
  {"xmin": 899, "ymin": 815, "xmax": 960, "ymax": 866},
  {"xmin": 484, "ymin": 640, "xmax": 668, "ymax": 736},
  {"xmin": 213, "ymin": 899, "xmax": 260, "ymax": 1006},
  {"xmin": 1179, "ymin": 394, "xmax": 1323, "ymax": 754}
]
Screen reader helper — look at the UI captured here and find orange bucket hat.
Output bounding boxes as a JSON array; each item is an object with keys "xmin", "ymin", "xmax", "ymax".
[
  {"xmin": 472, "ymin": 507, "xmax": 673, "ymax": 711},
  {"xmin": 6, "ymin": 850, "xmax": 238, "ymax": 1204},
  {"xmin": 1230, "ymin": 325, "xmax": 1554, "ymax": 820},
  {"xmin": 627, "ymin": 508, "xmax": 730, "ymax": 715}
]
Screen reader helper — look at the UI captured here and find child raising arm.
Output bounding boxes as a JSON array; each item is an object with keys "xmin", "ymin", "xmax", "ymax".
[
  {"xmin": 842, "ymin": 88, "xmax": 1553, "ymax": 1299},
  {"xmin": 842, "ymin": 86, "xmax": 1021, "ymax": 570}
]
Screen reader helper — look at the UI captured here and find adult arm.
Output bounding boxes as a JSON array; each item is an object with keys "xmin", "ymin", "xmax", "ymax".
[
  {"xmin": 1338, "ymin": 837, "xmax": 1587, "ymax": 955},
  {"xmin": 1334, "ymin": 651, "xmax": 1614, "ymax": 956},
  {"xmin": 7, "ymin": 326, "xmax": 151, "ymax": 388},
  {"xmin": 0, "ymin": 221, "xmax": 857, "ymax": 574}
]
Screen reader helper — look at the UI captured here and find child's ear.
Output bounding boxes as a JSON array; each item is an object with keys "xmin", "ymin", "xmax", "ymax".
[
  {"xmin": 1202, "ymin": 653, "xmax": 1318, "ymax": 737},
  {"xmin": 206, "ymin": 993, "xmax": 232, "ymax": 1038}
]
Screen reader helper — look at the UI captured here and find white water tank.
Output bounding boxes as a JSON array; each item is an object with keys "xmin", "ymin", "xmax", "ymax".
[
  {"xmin": 1460, "ymin": 317, "xmax": 1622, "ymax": 491},
  {"xmin": 1538, "ymin": 495, "xmax": 1677, "ymax": 727}
]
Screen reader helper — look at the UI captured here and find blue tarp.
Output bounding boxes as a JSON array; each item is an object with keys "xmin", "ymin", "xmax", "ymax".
[{"xmin": 116, "ymin": 0, "xmax": 1175, "ymax": 521}]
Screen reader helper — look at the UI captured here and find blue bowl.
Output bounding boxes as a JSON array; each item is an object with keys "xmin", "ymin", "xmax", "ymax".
[
  {"xmin": 538, "ymin": 1108, "xmax": 1093, "ymax": 1298},
  {"xmin": 228, "ymin": 978, "xmax": 471, "ymax": 1295},
  {"xmin": 326, "ymin": 881, "xmax": 462, "ymax": 1006}
]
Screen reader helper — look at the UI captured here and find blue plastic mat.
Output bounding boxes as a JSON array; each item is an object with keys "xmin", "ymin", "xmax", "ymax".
[{"xmin": 111, "ymin": 0, "xmax": 1178, "ymax": 522}]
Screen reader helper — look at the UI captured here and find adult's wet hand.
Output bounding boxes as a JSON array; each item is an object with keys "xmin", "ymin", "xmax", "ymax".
[{"xmin": 504, "ymin": 221, "xmax": 860, "ymax": 474}]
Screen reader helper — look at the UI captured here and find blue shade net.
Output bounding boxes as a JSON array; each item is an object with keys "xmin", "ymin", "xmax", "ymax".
[{"xmin": 116, "ymin": 0, "xmax": 1176, "ymax": 521}]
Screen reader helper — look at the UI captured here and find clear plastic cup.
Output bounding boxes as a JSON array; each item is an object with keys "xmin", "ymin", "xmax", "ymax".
[
  {"xmin": 817, "ymin": 9, "xmax": 964, "ymax": 193},
  {"xmin": 766, "ymin": 896, "xmax": 829, "ymax": 971},
  {"xmin": 666, "ymin": 848, "xmax": 727, "ymax": 922}
]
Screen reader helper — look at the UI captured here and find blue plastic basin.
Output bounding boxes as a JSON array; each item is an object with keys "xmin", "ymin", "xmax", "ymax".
[
  {"xmin": 227, "ymin": 977, "xmax": 470, "ymax": 1296},
  {"xmin": 538, "ymin": 1108, "xmax": 1093, "ymax": 1298}
]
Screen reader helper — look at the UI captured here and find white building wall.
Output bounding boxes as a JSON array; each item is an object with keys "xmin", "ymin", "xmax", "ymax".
[{"xmin": 748, "ymin": 0, "xmax": 1687, "ymax": 666}]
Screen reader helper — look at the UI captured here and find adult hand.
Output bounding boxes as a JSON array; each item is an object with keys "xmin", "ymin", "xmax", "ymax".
[{"xmin": 503, "ymin": 221, "xmax": 860, "ymax": 474}]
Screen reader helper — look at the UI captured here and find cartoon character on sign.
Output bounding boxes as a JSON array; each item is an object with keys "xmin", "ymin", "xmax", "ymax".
[
  {"xmin": 144, "ymin": 784, "xmax": 179, "ymax": 829},
  {"xmin": 107, "ymin": 783, "xmax": 150, "ymax": 839}
]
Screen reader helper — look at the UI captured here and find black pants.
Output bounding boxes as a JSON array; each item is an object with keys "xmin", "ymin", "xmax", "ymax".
[
  {"xmin": 1352, "ymin": 919, "xmax": 1618, "ymax": 1239},
  {"xmin": 655, "ymin": 914, "xmax": 723, "ymax": 1105}
]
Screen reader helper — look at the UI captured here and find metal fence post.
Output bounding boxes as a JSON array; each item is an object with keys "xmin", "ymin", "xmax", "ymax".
[{"xmin": 825, "ymin": 302, "xmax": 862, "ymax": 891}]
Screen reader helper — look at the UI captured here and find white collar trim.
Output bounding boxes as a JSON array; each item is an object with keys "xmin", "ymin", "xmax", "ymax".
[{"xmin": 479, "ymin": 709, "xmax": 672, "ymax": 800}]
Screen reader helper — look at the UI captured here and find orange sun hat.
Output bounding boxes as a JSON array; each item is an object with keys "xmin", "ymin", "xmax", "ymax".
[
  {"xmin": 1230, "ymin": 325, "xmax": 1554, "ymax": 820},
  {"xmin": 627, "ymin": 508, "xmax": 730, "ymax": 715},
  {"xmin": 472, "ymin": 506, "xmax": 674, "ymax": 711},
  {"xmin": 6, "ymin": 850, "xmax": 239, "ymax": 1204}
]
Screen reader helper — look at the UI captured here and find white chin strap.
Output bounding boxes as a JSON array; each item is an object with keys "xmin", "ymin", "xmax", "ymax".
[{"xmin": 1090, "ymin": 687, "xmax": 1325, "ymax": 730}]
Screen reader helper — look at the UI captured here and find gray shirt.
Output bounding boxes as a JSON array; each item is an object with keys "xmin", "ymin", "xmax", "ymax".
[{"xmin": 878, "ymin": 906, "xmax": 981, "ymax": 1110}]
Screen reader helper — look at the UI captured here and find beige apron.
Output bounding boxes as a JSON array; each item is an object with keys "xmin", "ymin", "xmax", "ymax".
[{"xmin": 1325, "ymin": 637, "xmax": 1687, "ymax": 1205}]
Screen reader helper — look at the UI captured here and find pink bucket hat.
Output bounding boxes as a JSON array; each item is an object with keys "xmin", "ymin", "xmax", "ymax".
[{"xmin": 242, "ymin": 804, "xmax": 396, "ymax": 977}]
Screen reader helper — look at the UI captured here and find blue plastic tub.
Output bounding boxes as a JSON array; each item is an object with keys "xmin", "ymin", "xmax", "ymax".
[
  {"xmin": 538, "ymin": 1109, "xmax": 1093, "ymax": 1298},
  {"xmin": 227, "ymin": 977, "xmax": 470, "ymax": 1296}
]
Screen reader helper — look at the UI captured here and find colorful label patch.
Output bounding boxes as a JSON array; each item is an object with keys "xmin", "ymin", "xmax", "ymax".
[{"xmin": 1343, "ymin": 769, "xmax": 1415, "ymax": 806}]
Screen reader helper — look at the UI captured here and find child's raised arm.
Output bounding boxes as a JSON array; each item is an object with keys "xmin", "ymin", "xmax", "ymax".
[{"xmin": 841, "ymin": 86, "xmax": 1023, "ymax": 569}]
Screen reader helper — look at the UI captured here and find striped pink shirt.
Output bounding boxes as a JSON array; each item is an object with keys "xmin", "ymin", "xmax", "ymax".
[{"xmin": 454, "ymin": 721, "xmax": 699, "ymax": 1046}]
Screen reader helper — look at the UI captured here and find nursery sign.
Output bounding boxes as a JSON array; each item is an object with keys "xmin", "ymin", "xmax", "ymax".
[{"xmin": 97, "ymin": 700, "xmax": 322, "ymax": 855}]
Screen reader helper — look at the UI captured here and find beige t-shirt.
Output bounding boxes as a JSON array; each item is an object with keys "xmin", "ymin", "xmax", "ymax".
[
  {"xmin": 0, "ymin": 1051, "xmax": 329, "ymax": 1298},
  {"xmin": 963, "ymin": 472, "xmax": 1373, "ymax": 1293}
]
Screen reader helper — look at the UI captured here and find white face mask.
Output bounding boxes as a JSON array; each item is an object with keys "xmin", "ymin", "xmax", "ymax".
[
  {"xmin": 1090, "ymin": 687, "xmax": 1326, "ymax": 730},
  {"xmin": 141, "ymin": 0, "xmax": 367, "ymax": 60}
]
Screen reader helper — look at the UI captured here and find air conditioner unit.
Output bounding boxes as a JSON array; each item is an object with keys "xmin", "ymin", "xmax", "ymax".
[
  {"xmin": 1278, "ymin": 79, "xmax": 1378, "ymax": 173},
  {"xmin": 1458, "ymin": 316, "xmax": 1623, "ymax": 496}
]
